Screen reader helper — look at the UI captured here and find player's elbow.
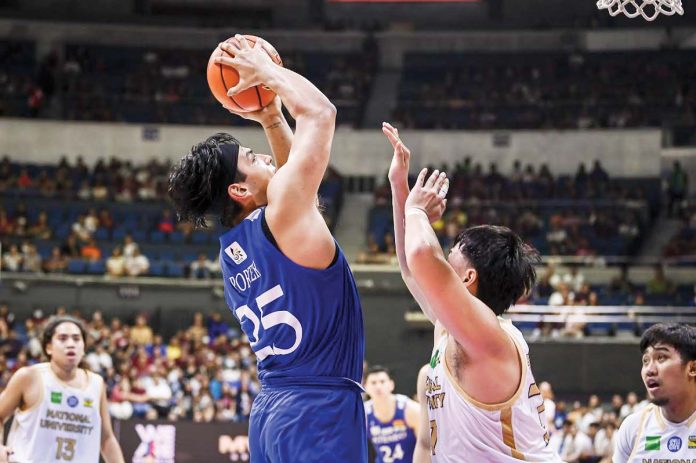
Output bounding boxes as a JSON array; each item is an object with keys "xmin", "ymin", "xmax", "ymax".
[{"xmin": 405, "ymin": 243, "xmax": 437, "ymax": 277}]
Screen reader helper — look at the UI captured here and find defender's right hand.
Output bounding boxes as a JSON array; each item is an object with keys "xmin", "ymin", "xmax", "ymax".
[{"xmin": 382, "ymin": 122, "xmax": 410, "ymax": 187}]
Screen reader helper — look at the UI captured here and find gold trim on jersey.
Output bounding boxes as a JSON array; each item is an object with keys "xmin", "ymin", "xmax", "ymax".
[
  {"xmin": 688, "ymin": 409, "xmax": 696, "ymax": 427},
  {"xmin": 627, "ymin": 405, "xmax": 654, "ymax": 461},
  {"xmin": 501, "ymin": 407, "xmax": 526, "ymax": 460},
  {"xmin": 47, "ymin": 364, "xmax": 92, "ymax": 391},
  {"xmin": 655, "ymin": 404, "xmax": 696, "ymax": 429},
  {"xmin": 441, "ymin": 322, "xmax": 527, "ymax": 412},
  {"xmin": 654, "ymin": 404, "xmax": 667, "ymax": 431}
]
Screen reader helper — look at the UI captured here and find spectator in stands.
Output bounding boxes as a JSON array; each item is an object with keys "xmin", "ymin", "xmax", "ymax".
[
  {"xmin": 144, "ymin": 366, "xmax": 173, "ymax": 419},
  {"xmin": 106, "ymin": 246, "xmax": 126, "ymax": 277},
  {"xmin": 43, "ymin": 246, "xmax": 68, "ymax": 273},
  {"xmin": 595, "ymin": 422, "xmax": 616, "ymax": 463},
  {"xmin": 98, "ymin": 208, "xmax": 114, "ymax": 231},
  {"xmin": 122, "ymin": 234, "xmax": 137, "ymax": 257},
  {"xmin": 540, "ymin": 381, "xmax": 557, "ymax": 434},
  {"xmin": 124, "ymin": 245, "xmax": 149, "ymax": 276},
  {"xmin": 2, "ymin": 244, "xmax": 22, "ymax": 272},
  {"xmin": 186, "ymin": 312, "xmax": 207, "ymax": 343},
  {"xmin": 29, "ymin": 211, "xmax": 51, "ymax": 240},
  {"xmin": 550, "ymin": 282, "xmax": 574, "ymax": 307},
  {"xmin": 550, "ymin": 419, "xmax": 593, "ymax": 463},
  {"xmin": 189, "ymin": 253, "xmax": 215, "ymax": 279},
  {"xmin": 646, "ymin": 265, "xmax": 675, "ymax": 295},
  {"xmin": 80, "ymin": 237, "xmax": 102, "ymax": 262},
  {"xmin": 666, "ymin": 161, "xmax": 688, "ymax": 218},
  {"xmin": 207, "ymin": 312, "xmax": 230, "ymax": 340},
  {"xmin": 608, "ymin": 265, "xmax": 634, "ymax": 299},
  {"xmin": 21, "ymin": 244, "xmax": 42, "ymax": 273},
  {"xmin": 619, "ymin": 391, "xmax": 641, "ymax": 419},
  {"xmin": 157, "ymin": 209, "xmax": 175, "ymax": 234},
  {"xmin": 72, "ymin": 214, "xmax": 92, "ymax": 242},
  {"xmin": 61, "ymin": 232, "xmax": 82, "ymax": 258},
  {"xmin": 130, "ymin": 314, "xmax": 154, "ymax": 346},
  {"xmin": 562, "ymin": 305, "xmax": 587, "ymax": 339},
  {"xmin": 0, "ymin": 208, "xmax": 13, "ymax": 235}
]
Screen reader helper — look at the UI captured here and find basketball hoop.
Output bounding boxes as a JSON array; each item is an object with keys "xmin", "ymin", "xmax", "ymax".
[{"xmin": 596, "ymin": 0, "xmax": 684, "ymax": 21}]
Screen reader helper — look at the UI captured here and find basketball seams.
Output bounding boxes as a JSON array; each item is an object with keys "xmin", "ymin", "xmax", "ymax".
[{"xmin": 218, "ymin": 48, "xmax": 247, "ymax": 112}]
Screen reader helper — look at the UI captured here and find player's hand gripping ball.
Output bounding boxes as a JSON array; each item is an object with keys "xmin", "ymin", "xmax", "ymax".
[{"xmin": 207, "ymin": 35, "xmax": 283, "ymax": 112}]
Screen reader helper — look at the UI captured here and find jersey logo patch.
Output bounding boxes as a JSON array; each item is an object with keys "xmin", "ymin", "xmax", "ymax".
[
  {"xmin": 225, "ymin": 241, "xmax": 247, "ymax": 265},
  {"xmin": 84, "ymin": 398, "xmax": 93, "ymax": 407},
  {"xmin": 67, "ymin": 395, "xmax": 79, "ymax": 408},
  {"xmin": 668, "ymin": 436, "xmax": 682, "ymax": 452},
  {"xmin": 688, "ymin": 435, "xmax": 696, "ymax": 449},
  {"xmin": 51, "ymin": 391, "xmax": 62, "ymax": 404},
  {"xmin": 646, "ymin": 435, "xmax": 661, "ymax": 451}
]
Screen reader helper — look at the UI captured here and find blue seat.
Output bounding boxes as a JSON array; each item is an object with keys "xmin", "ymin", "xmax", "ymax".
[
  {"xmin": 169, "ymin": 231, "xmax": 185, "ymax": 244},
  {"xmin": 150, "ymin": 231, "xmax": 165, "ymax": 243},
  {"xmin": 94, "ymin": 228, "xmax": 110, "ymax": 241},
  {"xmin": 86, "ymin": 260, "xmax": 106, "ymax": 275},
  {"xmin": 67, "ymin": 260, "xmax": 86, "ymax": 274},
  {"xmin": 191, "ymin": 231, "xmax": 209, "ymax": 244},
  {"xmin": 149, "ymin": 261, "xmax": 165, "ymax": 276},
  {"xmin": 166, "ymin": 263, "xmax": 185, "ymax": 278}
]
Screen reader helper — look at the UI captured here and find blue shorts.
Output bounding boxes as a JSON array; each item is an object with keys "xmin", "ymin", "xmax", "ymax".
[{"xmin": 248, "ymin": 378, "xmax": 367, "ymax": 463}]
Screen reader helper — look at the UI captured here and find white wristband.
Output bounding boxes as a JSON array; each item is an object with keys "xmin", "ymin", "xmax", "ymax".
[{"xmin": 406, "ymin": 207, "xmax": 429, "ymax": 219}]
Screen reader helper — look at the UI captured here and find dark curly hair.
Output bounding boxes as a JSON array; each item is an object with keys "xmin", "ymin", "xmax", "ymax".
[
  {"xmin": 168, "ymin": 133, "xmax": 246, "ymax": 228},
  {"xmin": 453, "ymin": 225, "xmax": 540, "ymax": 316}
]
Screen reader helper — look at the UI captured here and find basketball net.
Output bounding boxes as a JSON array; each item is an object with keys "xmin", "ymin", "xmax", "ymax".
[{"xmin": 596, "ymin": 0, "xmax": 684, "ymax": 21}]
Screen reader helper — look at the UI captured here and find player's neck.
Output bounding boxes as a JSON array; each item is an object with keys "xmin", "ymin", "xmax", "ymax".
[
  {"xmin": 660, "ymin": 393, "xmax": 696, "ymax": 424},
  {"xmin": 50, "ymin": 361, "xmax": 80, "ymax": 383},
  {"xmin": 373, "ymin": 394, "xmax": 397, "ymax": 418}
]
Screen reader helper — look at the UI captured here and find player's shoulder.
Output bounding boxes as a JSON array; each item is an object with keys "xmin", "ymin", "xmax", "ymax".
[
  {"xmin": 364, "ymin": 399, "xmax": 374, "ymax": 414},
  {"xmin": 619, "ymin": 403, "xmax": 655, "ymax": 434},
  {"xmin": 9, "ymin": 363, "xmax": 43, "ymax": 385}
]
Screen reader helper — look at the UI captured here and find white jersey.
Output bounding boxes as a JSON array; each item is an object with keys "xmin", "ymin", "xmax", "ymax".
[
  {"xmin": 425, "ymin": 319, "xmax": 562, "ymax": 462},
  {"xmin": 613, "ymin": 403, "xmax": 696, "ymax": 463},
  {"xmin": 7, "ymin": 363, "xmax": 103, "ymax": 463}
]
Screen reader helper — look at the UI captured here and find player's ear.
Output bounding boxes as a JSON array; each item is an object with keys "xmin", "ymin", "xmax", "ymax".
[
  {"xmin": 228, "ymin": 183, "xmax": 251, "ymax": 202},
  {"xmin": 687, "ymin": 360, "xmax": 696, "ymax": 380}
]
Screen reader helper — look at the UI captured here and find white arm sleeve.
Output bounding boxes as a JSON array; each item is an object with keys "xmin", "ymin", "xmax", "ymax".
[{"xmin": 613, "ymin": 413, "xmax": 638, "ymax": 463}]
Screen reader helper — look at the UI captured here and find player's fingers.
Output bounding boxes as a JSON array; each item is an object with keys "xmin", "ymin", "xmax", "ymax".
[
  {"xmin": 213, "ymin": 55, "xmax": 238, "ymax": 67},
  {"xmin": 253, "ymin": 37, "xmax": 265, "ymax": 50},
  {"xmin": 439, "ymin": 178, "xmax": 450, "ymax": 198},
  {"xmin": 424, "ymin": 169, "xmax": 440, "ymax": 189},
  {"xmin": 434, "ymin": 173, "xmax": 448, "ymax": 194},
  {"xmin": 382, "ymin": 127, "xmax": 399, "ymax": 149},
  {"xmin": 235, "ymin": 34, "xmax": 250, "ymax": 49},
  {"xmin": 415, "ymin": 168, "xmax": 428, "ymax": 187},
  {"xmin": 220, "ymin": 41, "xmax": 239, "ymax": 55}
]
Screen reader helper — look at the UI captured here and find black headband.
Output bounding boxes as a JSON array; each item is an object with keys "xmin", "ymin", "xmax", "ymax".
[{"xmin": 208, "ymin": 142, "xmax": 240, "ymax": 214}]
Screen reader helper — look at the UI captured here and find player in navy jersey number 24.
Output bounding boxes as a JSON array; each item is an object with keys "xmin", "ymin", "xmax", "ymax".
[
  {"xmin": 364, "ymin": 366, "xmax": 419, "ymax": 463},
  {"xmin": 168, "ymin": 36, "xmax": 366, "ymax": 463}
]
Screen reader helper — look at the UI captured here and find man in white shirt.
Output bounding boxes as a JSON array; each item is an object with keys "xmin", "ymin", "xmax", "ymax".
[
  {"xmin": 550, "ymin": 420, "xmax": 594, "ymax": 463},
  {"xmin": 613, "ymin": 323, "xmax": 696, "ymax": 462}
]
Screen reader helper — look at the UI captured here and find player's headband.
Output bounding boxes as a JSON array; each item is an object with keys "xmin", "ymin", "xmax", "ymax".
[{"xmin": 208, "ymin": 142, "xmax": 240, "ymax": 214}]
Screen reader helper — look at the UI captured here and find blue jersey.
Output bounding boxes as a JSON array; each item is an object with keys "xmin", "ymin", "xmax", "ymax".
[
  {"xmin": 219, "ymin": 207, "xmax": 364, "ymax": 384},
  {"xmin": 366, "ymin": 395, "xmax": 417, "ymax": 463}
]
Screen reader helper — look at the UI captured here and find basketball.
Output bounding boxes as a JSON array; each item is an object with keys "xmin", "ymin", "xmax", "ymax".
[{"xmin": 206, "ymin": 35, "xmax": 283, "ymax": 113}]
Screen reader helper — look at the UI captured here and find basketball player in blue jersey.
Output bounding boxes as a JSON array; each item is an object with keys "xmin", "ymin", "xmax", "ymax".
[
  {"xmin": 364, "ymin": 366, "xmax": 419, "ymax": 463},
  {"xmin": 168, "ymin": 36, "xmax": 365, "ymax": 463}
]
